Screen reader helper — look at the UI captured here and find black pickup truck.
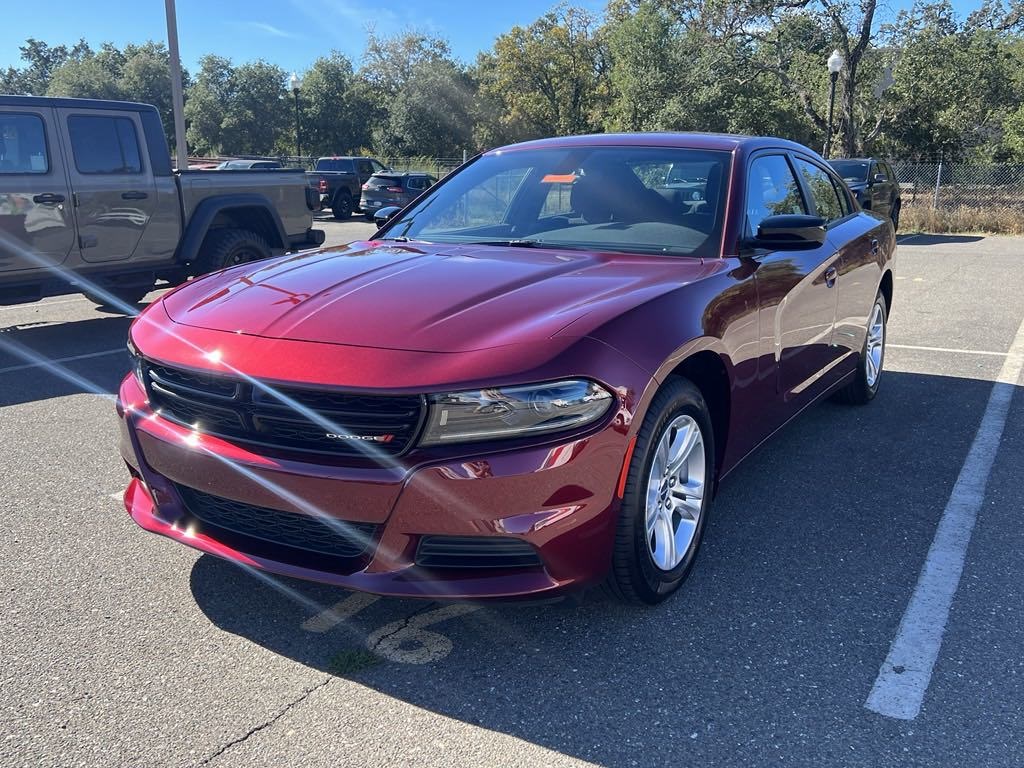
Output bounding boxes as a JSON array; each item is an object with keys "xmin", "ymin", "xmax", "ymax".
[
  {"xmin": 307, "ymin": 156, "xmax": 389, "ymax": 219},
  {"xmin": 0, "ymin": 95, "xmax": 323, "ymax": 306}
]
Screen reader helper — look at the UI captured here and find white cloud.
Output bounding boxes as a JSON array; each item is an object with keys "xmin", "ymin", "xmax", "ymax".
[{"xmin": 236, "ymin": 21, "xmax": 298, "ymax": 39}]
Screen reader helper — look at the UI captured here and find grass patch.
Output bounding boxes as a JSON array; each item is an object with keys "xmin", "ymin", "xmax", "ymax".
[
  {"xmin": 900, "ymin": 204, "xmax": 1024, "ymax": 235},
  {"xmin": 327, "ymin": 648, "xmax": 383, "ymax": 676}
]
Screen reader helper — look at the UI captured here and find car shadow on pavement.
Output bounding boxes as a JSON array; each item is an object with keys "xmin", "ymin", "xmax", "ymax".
[
  {"xmin": 188, "ymin": 369, "xmax": 1013, "ymax": 766},
  {"xmin": 0, "ymin": 314, "xmax": 132, "ymax": 406},
  {"xmin": 901, "ymin": 234, "xmax": 985, "ymax": 245}
]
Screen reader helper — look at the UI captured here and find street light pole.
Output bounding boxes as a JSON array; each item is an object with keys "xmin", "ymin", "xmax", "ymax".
[
  {"xmin": 824, "ymin": 49, "xmax": 844, "ymax": 159},
  {"xmin": 288, "ymin": 72, "xmax": 302, "ymax": 163},
  {"xmin": 164, "ymin": 0, "xmax": 189, "ymax": 171}
]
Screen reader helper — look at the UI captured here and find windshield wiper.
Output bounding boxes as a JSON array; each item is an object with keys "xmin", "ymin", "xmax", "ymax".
[{"xmin": 468, "ymin": 239, "xmax": 539, "ymax": 248}]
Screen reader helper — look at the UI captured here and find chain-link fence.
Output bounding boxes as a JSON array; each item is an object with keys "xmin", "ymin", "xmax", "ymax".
[{"xmin": 891, "ymin": 160, "xmax": 1024, "ymax": 210}]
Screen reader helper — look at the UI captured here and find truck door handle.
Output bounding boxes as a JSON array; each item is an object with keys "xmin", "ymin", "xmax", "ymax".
[
  {"xmin": 32, "ymin": 193, "xmax": 65, "ymax": 205},
  {"xmin": 121, "ymin": 191, "xmax": 148, "ymax": 200},
  {"xmin": 825, "ymin": 265, "xmax": 838, "ymax": 287}
]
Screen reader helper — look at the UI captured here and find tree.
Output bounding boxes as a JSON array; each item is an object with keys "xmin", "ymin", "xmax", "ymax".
[
  {"xmin": 374, "ymin": 59, "xmax": 475, "ymax": 156},
  {"xmin": 0, "ymin": 38, "xmax": 91, "ymax": 95},
  {"xmin": 185, "ymin": 55, "xmax": 234, "ymax": 155},
  {"xmin": 477, "ymin": 5, "xmax": 608, "ymax": 142},
  {"xmin": 222, "ymin": 60, "xmax": 289, "ymax": 155},
  {"xmin": 300, "ymin": 51, "xmax": 373, "ymax": 156},
  {"xmin": 185, "ymin": 56, "xmax": 288, "ymax": 156}
]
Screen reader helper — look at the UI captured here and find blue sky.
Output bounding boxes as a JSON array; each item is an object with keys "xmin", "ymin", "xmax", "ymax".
[{"xmin": 1, "ymin": 0, "xmax": 988, "ymax": 75}]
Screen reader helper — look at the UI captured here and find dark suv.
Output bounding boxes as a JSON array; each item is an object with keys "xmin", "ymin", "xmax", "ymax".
[
  {"xmin": 359, "ymin": 172, "xmax": 436, "ymax": 219},
  {"xmin": 828, "ymin": 158, "xmax": 901, "ymax": 229}
]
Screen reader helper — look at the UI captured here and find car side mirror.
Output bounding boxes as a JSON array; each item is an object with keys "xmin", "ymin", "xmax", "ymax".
[
  {"xmin": 752, "ymin": 214, "xmax": 827, "ymax": 249},
  {"xmin": 373, "ymin": 206, "xmax": 403, "ymax": 228}
]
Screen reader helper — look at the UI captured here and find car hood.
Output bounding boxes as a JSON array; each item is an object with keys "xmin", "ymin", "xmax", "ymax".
[{"xmin": 162, "ymin": 240, "xmax": 722, "ymax": 353}]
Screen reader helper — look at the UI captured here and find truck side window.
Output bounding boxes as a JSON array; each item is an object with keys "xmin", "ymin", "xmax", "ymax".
[
  {"xmin": 0, "ymin": 113, "xmax": 49, "ymax": 174},
  {"xmin": 67, "ymin": 115, "xmax": 143, "ymax": 174}
]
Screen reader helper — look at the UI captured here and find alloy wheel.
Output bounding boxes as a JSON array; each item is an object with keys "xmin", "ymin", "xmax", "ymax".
[
  {"xmin": 644, "ymin": 414, "xmax": 706, "ymax": 571},
  {"xmin": 866, "ymin": 301, "xmax": 885, "ymax": 387}
]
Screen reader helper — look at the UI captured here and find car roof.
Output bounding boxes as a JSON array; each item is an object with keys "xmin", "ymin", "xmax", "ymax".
[
  {"xmin": 829, "ymin": 157, "xmax": 884, "ymax": 163},
  {"xmin": 488, "ymin": 132, "xmax": 815, "ymax": 155},
  {"xmin": 0, "ymin": 94, "xmax": 159, "ymax": 114},
  {"xmin": 371, "ymin": 171, "xmax": 431, "ymax": 177}
]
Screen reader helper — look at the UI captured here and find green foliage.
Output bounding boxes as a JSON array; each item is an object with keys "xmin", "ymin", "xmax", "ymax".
[
  {"xmin": 2, "ymin": 0, "xmax": 1023, "ymax": 163},
  {"xmin": 299, "ymin": 51, "xmax": 372, "ymax": 156},
  {"xmin": 475, "ymin": 5, "xmax": 608, "ymax": 142}
]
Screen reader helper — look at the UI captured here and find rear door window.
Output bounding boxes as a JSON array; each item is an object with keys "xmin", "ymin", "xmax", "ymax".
[
  {"xmin": 67, "ymin": 115, "xmax": 143, "ymax": 174},
  {"xmin": 0, "ymin": 113, "xmax": 49, "ymax": 174},
  {"xmin": 793, "ymin": 158, "xmax": 845, "ymax": 222}
]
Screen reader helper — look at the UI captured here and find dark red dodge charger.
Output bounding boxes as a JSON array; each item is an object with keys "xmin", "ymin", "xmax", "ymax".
[{"xmin": 118, "ymin": 133, "xmax": 894, "ymax": 605}]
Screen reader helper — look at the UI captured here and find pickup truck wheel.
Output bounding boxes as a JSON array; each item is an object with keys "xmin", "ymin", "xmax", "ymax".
[
  {"xmin": 195, "ymin": 229, "xmax": 271, "ymax": 275},
  {"xmin": 605, "ymin": 377, "xmax": 714, "ymax": 605},
  {"xmin": 891, "ymin": 200, "xmax": 901, "ymax": 231},
  {"xmin": 331, "ymin": 192, "xmax": 353, "ymax": 220}
]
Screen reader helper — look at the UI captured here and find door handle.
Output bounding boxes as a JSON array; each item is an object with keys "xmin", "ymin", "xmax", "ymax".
[
  {"xmin": 121, "ymin": 191, "xmax": 149, "ymax": 200},
  {"xmin": 32, "ymin": 193, "xmax": 65, "ymax": 205},
  {"xmin": 825, "ymin": 265, "xmax": 838, "ymax": 287},
  {"xmin": 870, "ymin": 239, "xmax": 880, "ymax": 255}
]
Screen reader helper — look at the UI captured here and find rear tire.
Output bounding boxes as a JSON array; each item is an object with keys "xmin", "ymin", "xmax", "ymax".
[
  {"xmin": 331, "ymin": 191, "xmax": 353, "ymax": 220},
  {"xmin": 891, "ymin": 200, "xmax": 901, "ymax": 231},
  {"xmin": 194, "ymin": 229, "xmax": 271, "ymax": 276},
  {"xmin": 834, "ymin": 292, "xmax": 887, "ymax": 405},
  {"xmin": 605, "ymin": 377, "xmax": 715, "ymax": 605}
]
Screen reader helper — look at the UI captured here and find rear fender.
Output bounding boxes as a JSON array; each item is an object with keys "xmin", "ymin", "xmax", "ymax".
[{"xmin": 178, "ymin": 195, "xmax": 289, "ymax": 264}]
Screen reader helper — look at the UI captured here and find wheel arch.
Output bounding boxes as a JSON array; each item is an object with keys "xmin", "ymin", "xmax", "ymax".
[
  {"xmin": 178, "ymin": 195, "xmax": 288, "ymax": 264},
  {"xmin": 879, "ymin": 268, "xmax": 893, "ymax": 312},
  {"xmin": 664, "ymin": 350, "xmax": 731, "ymax": 484}
]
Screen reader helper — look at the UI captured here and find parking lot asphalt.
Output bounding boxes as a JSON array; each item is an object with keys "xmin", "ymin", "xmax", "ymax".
[{"xmin": 1, "ymin": 230, "xmax": 1022, "ymax": 767}]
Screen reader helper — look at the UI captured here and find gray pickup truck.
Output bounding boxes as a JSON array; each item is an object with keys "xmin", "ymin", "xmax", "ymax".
[{"xmin": 0, "ymin": 95, "xmax": 323, "ymax": 306}]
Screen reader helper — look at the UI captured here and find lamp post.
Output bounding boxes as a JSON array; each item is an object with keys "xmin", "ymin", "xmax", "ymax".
[
  {"xmin": 288, "ymin": 72, "xmax": 302, "ymax": 163},
  {"xmin": 824, "ymin": 49, "xmax": 844, "ymax": 159}
]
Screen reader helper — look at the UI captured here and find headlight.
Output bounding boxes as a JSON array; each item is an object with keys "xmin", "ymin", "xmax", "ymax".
[
  {"xmin": 126, "ymin": 336, "xmax": 145, "ymax": 388},
  {"xmin": 419, "ymin": 380, "xmax": 613, "ymax": 446}
]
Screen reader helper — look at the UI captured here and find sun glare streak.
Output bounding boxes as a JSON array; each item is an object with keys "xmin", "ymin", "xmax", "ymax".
[{"xmin": 0, "ymin": 230, "xmax": 518, "ymax": 607}]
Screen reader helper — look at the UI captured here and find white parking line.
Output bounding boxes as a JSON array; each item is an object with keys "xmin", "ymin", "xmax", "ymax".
[
  {"xmin": 888, "ymin": 343, "xmax": 1008, "ymax": 357},
  {"xmin": 866, "ymin": 313, "xmax": 1024, "ymax": 720},
  {"xmin": 302, "ymin": 592, "xmax": 381, "ymax": 633},
  {"xmin": 0, "ymin": 348, "xmax": 123, "ymax": 375}
]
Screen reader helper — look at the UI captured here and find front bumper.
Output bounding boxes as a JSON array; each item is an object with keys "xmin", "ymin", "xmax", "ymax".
[{"xmin": 117, "ymin": 374, "xmax": 625, "ymax": 599}]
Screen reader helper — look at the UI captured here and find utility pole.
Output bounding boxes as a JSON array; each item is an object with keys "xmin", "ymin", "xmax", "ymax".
[{"xmin": 164, "ymin": 0, "xmax": 189, "ymax": 171}]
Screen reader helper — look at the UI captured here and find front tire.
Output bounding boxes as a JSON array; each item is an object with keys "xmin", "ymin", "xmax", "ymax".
[
  {"xmin": 834, "ymin": 292, "xmax": 887, "ymax": 405},
  {"xmin": 606, "ymin": 377, "xmax": 715, "ymax": 605}
]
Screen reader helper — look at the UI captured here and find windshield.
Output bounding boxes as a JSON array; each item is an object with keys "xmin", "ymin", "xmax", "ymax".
[
  {"xmin": 828, "ymin": 160, "xmax": 870, "ymax": 182},
  {"xmin": 382, "ymin": 146, "xmax": 731, "ymax": 258}
]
